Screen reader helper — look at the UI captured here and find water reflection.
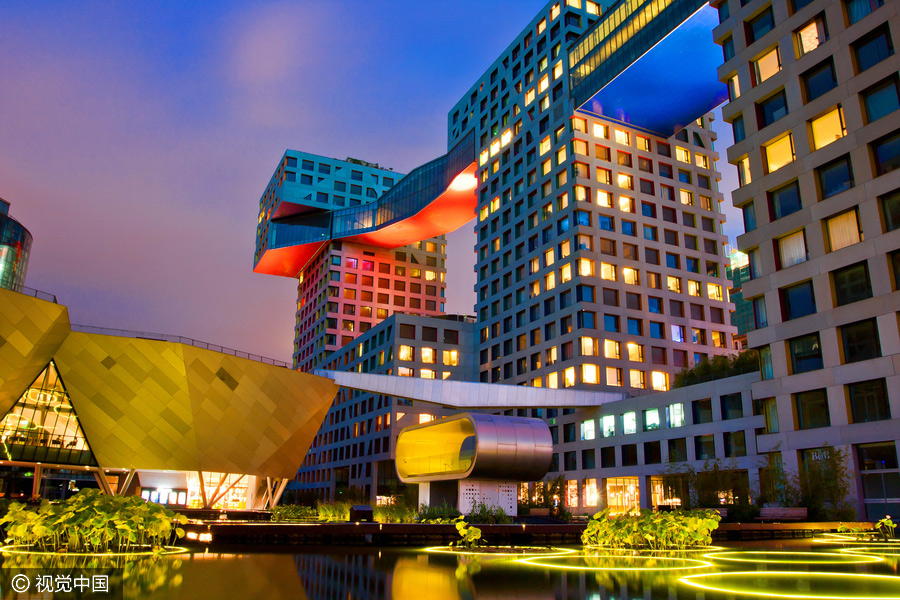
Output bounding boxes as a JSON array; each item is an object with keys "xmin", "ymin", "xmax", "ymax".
[{"xmin": 2, "ymin": 541, "xmax": 900, "ymax": 599}]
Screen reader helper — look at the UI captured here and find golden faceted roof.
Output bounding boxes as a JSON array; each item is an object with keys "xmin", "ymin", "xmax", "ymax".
[{"xmin": 0, "ymin": 289, "xmax": 337, "ymax": 478}]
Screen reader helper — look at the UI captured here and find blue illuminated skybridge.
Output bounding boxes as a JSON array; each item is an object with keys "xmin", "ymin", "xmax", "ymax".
[{"xmin": 569, "ymin": 0, "xmax": 727, "ymax": 136}]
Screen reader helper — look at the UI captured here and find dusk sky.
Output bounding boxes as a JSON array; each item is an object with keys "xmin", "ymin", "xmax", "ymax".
[{"xmin": 1, "ymin": 1, "xmax": 741, "ymax": 362}]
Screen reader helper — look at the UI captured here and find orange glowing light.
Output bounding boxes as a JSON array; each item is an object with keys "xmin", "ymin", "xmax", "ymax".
[{"xmin": 449, "ymin": 171, "xmax": 478, "ymax": 192}]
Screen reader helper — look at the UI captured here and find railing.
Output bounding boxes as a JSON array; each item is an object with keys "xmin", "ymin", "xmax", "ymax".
[
  {"xmin": 6, "ymin": 285, "xmax": 58, "ymax": 303},
  {"xmin": 69, "ymin": 324, "xmax": 292, "ymax": 368}
]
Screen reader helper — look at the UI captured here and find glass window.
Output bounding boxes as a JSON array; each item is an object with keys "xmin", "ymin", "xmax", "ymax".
[
  {"xmin": 765, "ymin": 134, "xmax": 795, "ymax": 173},
  {"xmin": 778, "ymin": 230, "xmax": 807, "ymax": 268},
  {"xmin": 810, "ymin": 106, "xmax": 846, "ymax": 150},
  {"xmin": 863, "ymin": 76, "xmax": 900, "ymax": 123},
  {"xmin": 841, "ymin": 319, "xmax": 881, "ymax": 363},
  {"xmin": 754, "ymin": 47, "xmax": 781, "ymax": 84},
  {"xmin": 667, "ymin": 403, "xmax": 685, "ymax": 428},
  {"xmin": 758, "ymin": 91, "xmax": 788, "ymax": 128},
  {"xmin": 796, "ymin": 18, "xmax": 825, "ymax": 56},
  {"xmin": 770, "ymin": 180, "xmax": 802, "ymax": 220},
  {"xmin": 781, "ymin": 281, "xmax": 816, "ymax": 320},
  {"xmin": 802, "ymin": 58, "xmax": 837, "ymax": 101},
  {"xmin": 883, "ymin": 189, "xmax": 900, "ymax": 231},
  {"xmin": 849, "ymin": 379, "xmax": 890, "ymax": 423},
  {"xmin": 789, "ymin": 333, "xmax": 823, "ymax": 373},
  {"xmin": 795, "ymin": 389, "xmax": 830, "ymax": 429},
  {"xmin": 724, "ymin": 431, "xmax": 747, "ymax": 458},
  {"xmin": 601, "ymin": 414, "xmax": 616, "ymax": 437},
  {"xmin": 872, "ymin": 130, "xmax": 900, "ymax": 176},
  {"xmin": 817, "ymin": 155, "xmax": 853, "ymax": 198},
  {"xmin": 833, "ymin": 261, "xmax": 872, "ymax": 306},
  {"xmin": 854, "ymin": 26, "xmax": 894, "ymax": 73},
  {"xmin": 721, "ymin": 393, "xmax": 744, "ymax": 420},
  {"xmin": 826, "ymin": 209, "xmax": 861, "ymax": 251},
  {"xmin": 692, "ymin": 399, "xmax": 713, "ymax": 424},
  {"xmin": 846, "ymin": 0, "xmax": 885, "ymax": 24},
  {"xmin": 732, "ymin": 115, "xmax": 746, "ymax": 143},
  {"xmin": 643, "ymin": 409, "xmax": 660, "ymax": 431},
  {"xmin": 623, "ymin": 411, "xmax": 637, "ymax": 434},
  {"xmin": 746, "ymin": 8, "xmax": 775, "ymax": 44},
  {"xmin": 695, "ymin": 435, "xmax": 716, "ymax": 460}
]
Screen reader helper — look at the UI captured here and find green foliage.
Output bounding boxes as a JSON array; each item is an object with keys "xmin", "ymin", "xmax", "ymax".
[
  {"xmin": 877, "ymin": 515, "xmax": 896, "ymax": 539},
  {"xmin": 316, "ymin": 500, "xmax": 352, "ymax": 522},
  {"xmin": 270, "ymin": 504, "xmax": 318, "ymax": 522},
  {"xmin": 581, "ymin": 508, "xmax": 721, "ymax": 549},
  {"xmin": 0, "ymin": 489, "xmax": 187, "ymax": 553},
  {"xmin": 373, "ymin": 503, "xmax": 416, "ymax": 524},
  {"xmin": 417, "ymin": 502, "xmax": 462, "ymax": 523},
  {"xmin": 662, "ymin": 459, "xmax": 753, "ymax": 517},
  {"xmin": 672, "ymin": 350, "xmax": 759, "ymax": 388},
  {"xmin": 453, "ymin": 516, "xmax": 482, "ymax": 549},
  {"xmin": 466, "ymin": 501, "xmax": 513, "ymax": 524},
  {"xmin": 759, "ymin": 444, "xmax": 856, "ymax": 520}
]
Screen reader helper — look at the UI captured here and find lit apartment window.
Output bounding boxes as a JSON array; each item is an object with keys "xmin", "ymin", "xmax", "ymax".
[
  {"xmin": 581, "ymin": 419, "xmax": 596, "ymax": 441},
  {"xmin": 420, "ymin": 369, "xmax": 436, "ymax": 379},
  {"xmin": 399, "ymin": 345, "xmax": 414, "ymax": 361},
  {"xmin": 753, "ymin": 47, "xmax": 781, "ymax": 84},
  {"xmin": 630, "ymin": 370, "xmax": 646, "ymax": 389},
  {"xmin": 796, "ymin": 18, "xmax": 825, "ymax": 57},
  {"xmin": 538, "ymin": 74, "xmax": 549, "ymax": 94},
  {"xmin": 547, "ymin": 372, "xmax": 559, "ymax": 389},
  {"xmin": 627, "ymin": 342, "xmax": 644, "ymax": 362},
  {"xmin": 680, "ymin": 189, "xmax": 694, "ymax": 205},
  {"xmin": 676, "ymin": 147, "xmax": 691, "ymax": 163},
  {"xmin": 623, "ymin": 267, "xmax": 640, "ymax": 285},
  {"xmin": 564, "ymin": 367, "xmax": 576, "ymax": 388},
  {"xmin": 623, "ymin": 411, "xmax": 637, "ymax": 434},
  {"xmin": 764, "ymin": 133, "xmax": 795, "ymax": 173},
  {"xmin": 688, "ymin": 280, "xmax": 702, "ymax": 297},
  {"xmin": 540, "ymin": 136, "xmax": 551, "ymax": 154},
  {"xmin": 604, "ymin": 340, "xmax": 621, "ymax": 359},
  {"xmin": 443, "ymin": 349, "xmax": 459, "ymax": 366},
  {"xmin": 728, "ymin": 74, "xmax": 741, "ymax": 100},
  {"xmin": 578, "ymin": 258, "xmax": 594, "ymax": 277},
  {"xmin": 600, "ymin": 262, "xmax": 617, "ymax": 281},
  {"xmin": 421, "ymin": 347, "xmax": 436, "ymax": 364},
  {"xmin": 667, "ymin": 403, "xmax": 685, "ymax": 427},
  {"xmin": 398, "ymin": 367, "xmax": 414, "ymax": 377},
  {"xmin": 826, "ymin": 209, "xmax": 862, "ymax": 251},
  {"xmin": 778, "ymin": 230, "xmax": 808, "ymax": 268},
  {"xmin": 668, "ymin": 276, "xmax": 682, "ymax": 293},
  {"xmin": 615, "ymin": 129, "xmax": 630, "ymax": 146},
  {"xmin": 606, "ymin": 367, "xmax": 623, "ymax": 387},
  {"xmin": 737, "ymin": 156, "xmax": 751, "ymax": 186},
  {"xmin": 593, "ymin": 123, "xmax": 608, "ymax": 139},
  {"xmin": 696, "ymin": 153, "xmax": 709, "ymax": 169},
  {"xmin": 671, "ymin": 324, "xmax": 685, "ymax": 342},
  {"xmin": 651, "ymin": 371, "xmax": 669, "ymax": 392},
  {"xmin": 810, "ymin": 106, "xmax": 846, "ymax": 150},
  {"xmin": 708, "ymin": 283, "xmax": 723, "ymax": 301},
  {"xmin": 582, "ymin": 364, "xmax": 600, "ymax": 384},
  {"xmin": 601, "ymin": 414, "xmax": 615, "ymax": 437}
]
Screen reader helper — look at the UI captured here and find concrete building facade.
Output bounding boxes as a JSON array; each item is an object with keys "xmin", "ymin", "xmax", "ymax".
[{"xmin": 715, "ymin": 0, "xmax": 900, "ymax": 519}]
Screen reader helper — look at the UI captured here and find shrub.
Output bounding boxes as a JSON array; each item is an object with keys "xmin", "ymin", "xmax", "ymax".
[
  {"xmin": 417, "ymin": 502, "xmax": 461, "ymax": 523},
  {"xmin": 270, "ymin": 504, "xmax": 318, "ymax": 522},
  {"xmin": 581, "ymin": 508, "xmax": 721, "ymax": 549},
  {"xmin": 316, "ymin": 500, "xmax": 352, "ymax": 522},
  {"xmin": 373, "ymin": 503, "xmax": 416, "ymax": 523},
  {"xmin": 467, "ymin": 501, "xmax": 513, "ymax": 524},
  {"xmin": 0, "ymin": 489, "xmax": 187, "ymax": 552}
]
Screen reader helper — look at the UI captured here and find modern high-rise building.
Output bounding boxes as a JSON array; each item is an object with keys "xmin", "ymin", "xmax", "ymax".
[
  {"xmin": 0, "ymin": 199, "xmax": 32, "ymax": 292},
  {"xmin": 726, "ymin": 248, "xmax": 753, "ymax": 348},
  {"xmin": 253, "ymin": 152, "xmax": 457, "ymax": 371},
  {"xmin": 714, "ymin": 0, "xmax": 899, "ymax": 519},
  {"xmin": 447, "ymin": 0, "xmax": 737, "ymax": 392}
]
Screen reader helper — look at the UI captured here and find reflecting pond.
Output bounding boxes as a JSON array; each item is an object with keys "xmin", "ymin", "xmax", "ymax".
[{"xmin": 2, "ymin": 538, "xmax": 900, "ymax": 599}]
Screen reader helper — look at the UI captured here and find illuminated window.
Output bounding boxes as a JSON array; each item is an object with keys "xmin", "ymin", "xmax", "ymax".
[
  {"xmin": 420, "ymin": 369, "xmax": 435, "ymax": 379},
  {"xmin": 421, "ymin": 347, "xmax": 436, "ymax": 363},
  {"xmin": 537, "ymin": 17, "xmax": 546, "ymax": 34},
  {"xmin": 637, "ymin": 135, "xmax": 650, "ymax": 151},
  {"xmin": 627, "ymin": 342, "xmax": 644, "ymax": 362},
  {"xmin": 688, "ymin": 280, "xmax": 701, "ymax": 297},
  {"xmin": 667, "ymin": 276, "xmax": 682, "ymax": 293},
  {"xmin": 623, "ymin": 411, "xmax": 637, "ymax": 434},
  {"xmin": 826, "ymin": 209, "xmax": 861, "ymax": 251},
  {"xmin": 593, "ymin": 123, "xmax": 608, "ymax": 139},
  {"xmin": 425, "ymin": 270, "xmax": 437, "ymax": 281},
  {"xmin": 600, "ymin": 262, "xmax": 616, "ymax": 281},
  {"xmin": 399, "ymin": 345, "xmax": 414, "ymax": 361},
  {"xmin": 728, "ymin": 74, "xmax": 741, "ymax": 100},
  {"xmin": 419, "ymin": 413, "xmax": 434, "ymax": 424},
  {"xmin": 560, "ymin": 263, "xmax": 573, "ymax": 282},
  {"xmin": 617, "ymin": 173, "xmax": 634, "ymax": 190},
  {"xmin": 630, "ymin": 370, "xmax": 646, "ymax": 389},
  {"xmin": 623, "ymin": 267, "xmax": 639, "ymax": 285},
  {"xmin": 708, "ymin": 283, "xmax": 723, "ymax": 301},
  {"xmin": 398, "ymin": 367, "xmax": 414, "ymax": 377},
  {"xmin": 539, "ymin": 136, "xmax": 551, "ymax": 155},
  {"xmin": 442, "ymin": 349, "xmax": 459, "ymax": 366},
  {"xmin": 615, "ymin": 129, "xmax": 630, "ymax": 145},
  {"xmin": 544, "ymin": 248, "xmax": 555, "ymax": 267},
  {"xmin": 547, "ymin": 372, "xmax": 559, "ymax": 389},
  {"xmin": 753, "ymin": 47, "xmax": 781, "ymax": 84},
  {"xmin": 679, "ymin": 189, "xmax": 693, "ymax": 206},
  {"xmin": 545, "ymin": 271, "xmax": 557, "ymax": 290},
  {"xmin": 525, "ymin": 88, "xmax": 535, "ymax": 104},
  {"xmin": 479, "ymin": 149, "xmax": 489, "ymax": 166},
  {"xmin": 607, "ymin": 367, "xmax": 623, "ymax": 387},
  {"xmin": 597, "ymin": 190, "xmax": 613, "ymax": 207},
  {"xmin": 551, "ymin": 3, "xmax": 561, "ymax": 19},
  {"xmin": 604, "ymin": 340, "xmax": 621, "ymax": 359},
  {"xmin": 581, "ymin": 337, "xmax": 597, "ymax": 356},
  {"xmin": 582, "ymin": 364, "xmax": 599, "ymax": 384},
  {"xmin": 601, "ymin": 415, "xmax": 615, "ymax": 437},
  {"xmin": 676, "ymin": 147, "xmax": 691, "ymax": 163},
  {"xmin": 490, "ymin": 139, "xmax": 500, "ymax": 157},
  {"xmin": 737, "ymin": 156, "xmax": 751, "ymax": 186},
  {"xmin": 597, "ymin": 167, "xmax": 612, "ymax": 185},
  {"xmin": 778, "ymin": 230, "xmax": 807, "ymax": 268},
  {"xmin": 564, "ymin": 367, "xmax": 576, "ymax": 388},
  {"xmin": 584, "ymin": 479, "xmax": 599, "ymax": 507},
  {"xmin": 618, "ymin": 195, "xmax": 635, "ymax": 212},
  {"xmin": 667, "ymin": 402, "xmax": 685, "ymax": 427},
  {"xmin": 651, "ymin": 371, "xmax": 669, "ymax": 391},
  {"xmin": 764, "ymin": 134, "xmax": 795, "ymax": 173},
  {"xmin": 490, "ymin": 196, "xmax": 500, "ymax": 212},
  {"xmin": 556, "ymin": 146, "xmax": 567, "ymax": 164},
  {"xmin": 696, "ymin": 153, "xmax": 709, "ymax": 169},
  {"xmin": 810, "ymin": 106, "xmax": 846, "ymax": 150},
  {"xmin": 796, "ymin": 19, "xmax": 824, "ymax": 57},
  {"xmin": 553, "ymin": 61, "xmax": 563, "ymax": 80},
  {"xmin": 578, "ymin": 258, "xmax": 593, "ymax": 277},
  {"xmin": 643, "ymin": 408, "xmax": 660, "ymax": 430},
  {"xmin": 538, "ymin": 74, "xmax": 549, "ymax": 94}
]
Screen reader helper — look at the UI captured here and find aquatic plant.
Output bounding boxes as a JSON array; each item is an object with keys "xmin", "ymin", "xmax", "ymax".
[
  {"xmin": 0, "ymin": 489, "xmax": 187, "ymax": 553},
  {"xmin": 270, "ymin": 504, "xmax": 318, "ymax": 522},
  {"xmin": 581, "ymin": 508, "xmax": 721, "ymax": 549},
  {"xmin": 453, "ymin": 516, "xmax": 482, "ymax": 549}
]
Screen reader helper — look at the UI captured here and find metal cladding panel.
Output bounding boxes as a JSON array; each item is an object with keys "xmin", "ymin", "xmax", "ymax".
[
  {"xmin": 53, "ymin": 332, "xmax": 338, "ymax": 478},
  {"xmin": 0, "ymin": 289, "xmax": 70, "ymax": 416},
  {"xmin": 54, "ymin": 332, "xmax": 202, "ymax": 473},
  {"xmin": 182, "ymin": 345, "xmax": 336, "ymax": 478}
]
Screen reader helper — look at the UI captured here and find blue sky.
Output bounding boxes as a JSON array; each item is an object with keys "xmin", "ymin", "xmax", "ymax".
[{"xmin": 1, "ymin": 1, "xmax": 741, "ymax": 361}]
